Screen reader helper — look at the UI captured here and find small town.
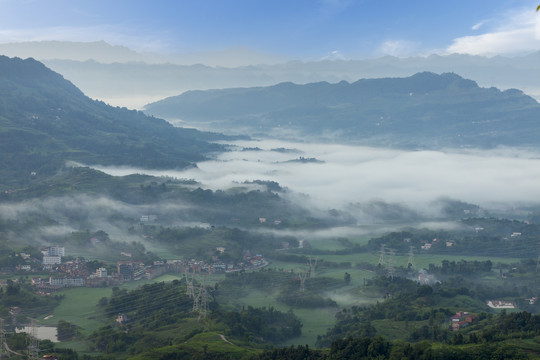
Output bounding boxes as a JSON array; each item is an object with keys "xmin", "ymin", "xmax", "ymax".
[{"xmin": 6, "ymin": 246, "xmax": 268, "ymax": 294}]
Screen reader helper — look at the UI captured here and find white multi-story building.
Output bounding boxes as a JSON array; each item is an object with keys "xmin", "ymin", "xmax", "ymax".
[
  {"xmin": 48, "ymin": 246, "xmax": 65, "ymax": 257},
  {"xmin": 43, "ymin": 256, "xmax": 61, "ymax": 265},
  {"xmin": 49, "ymin": 277, "xmax": 84, "ymax": 287},
  {"xmin": 95, "ymin": 268, "xmax": 108, "ymax": 277}
]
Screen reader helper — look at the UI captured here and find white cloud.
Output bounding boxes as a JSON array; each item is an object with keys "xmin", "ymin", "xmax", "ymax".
[
  {"xmin": 321, "ymin": 50, "xmax": 347, "ymax": 60},
  {"xmin": 471, "ymin": 20, "xmax": 486, "ymax": 31},
  {"xmin": 376, "ymin": 39, "xmax": 420, "ymax": 57},
  {"xmin": 0, "ymin": 26, "xmax": 170, "ymax": 53},
  {"xmin": 89, "ymin": 140, "xmax": 540, "ymax": 215},
  {"xmin": 446, "ymin": 8, "xmax": 540, "ymax": 56}
]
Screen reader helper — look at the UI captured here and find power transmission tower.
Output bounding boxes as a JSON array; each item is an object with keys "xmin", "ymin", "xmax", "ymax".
[
  {"xmin": 28, "ymin": 319, "xmax": 39, "ymax": 360},
  {"xmin": 184, "ymin": 266, "xmax": 196, "ymax": 299},
  {"xmin": 307, "ymin": 257, "xmax": 318, "ymax": 278},
  {"xmin": 0, "ymin": 318, "xmax": 4, "ymax": 360},
  {"xmin": 298, "ymin": 270, "xmax": 308, "ymax": 293},
  {"xmin": 192, "ymin": 275, "xmax": 209, "ymax": 320},
  {"xmin": 198, "ymin": 285, "xmax": 208, "ymax": 320},
  {"xmin": 407, "ymin": 246, "xmax": 416, "ymax": 270},
  {"xmin": 378, "ymin": 244, "xmax": 386, "ymax": 266},
  {"xmin": 387, "ymin": 248, "xmax": 396, "ymax": 280}
]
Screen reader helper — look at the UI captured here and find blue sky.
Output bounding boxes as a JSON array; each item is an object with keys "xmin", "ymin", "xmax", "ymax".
[{"xmin": 0, "ymin": 0, "xmax": 539, "ymax": 58}]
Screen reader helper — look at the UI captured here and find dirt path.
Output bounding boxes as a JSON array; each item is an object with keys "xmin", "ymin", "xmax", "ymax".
[{"xmin": 219, "ymin": 334, "xmax": 234, "ymax": 345}]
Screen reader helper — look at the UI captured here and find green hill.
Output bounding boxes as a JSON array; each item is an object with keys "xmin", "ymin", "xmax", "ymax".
[
  {"xmin": 0, "ymin": 55, "xmax": 225, "ymax": 188},
  {"xmin": 145, "ymin": 72, "xmax": 540, "ymax": 148}
]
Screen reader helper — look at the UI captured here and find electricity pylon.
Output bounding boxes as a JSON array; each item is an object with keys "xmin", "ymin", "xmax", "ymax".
[
  {"xmin": 298, "ymin": 270, "xmax": 308, "ymax": 292},
  {"xmin": 387, "ymin": 248, "xmax": 397, "ymax": 280},
  {"xmin": 378, "ymin": 244, "xmax": 386, "ymax": 266},
  {"xmin": 307, "ymin": 257, "xmax": 318, "ymax": 278},
  {"xmin": 28, "ymin": 319, "xmax": 39, "ymax": 360},
  {"xmin": 407, "ymin": 246, "xmax": 416, "ymax": 270}
]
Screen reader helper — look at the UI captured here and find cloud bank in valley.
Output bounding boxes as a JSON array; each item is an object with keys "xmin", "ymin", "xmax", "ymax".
[
  {"xmin": 91, "ymin": 140, "xmax": 540, "ymax": 214},
  {"xmin": 0, "ymin": 194, "xmax": 210, "ymax": 246}
]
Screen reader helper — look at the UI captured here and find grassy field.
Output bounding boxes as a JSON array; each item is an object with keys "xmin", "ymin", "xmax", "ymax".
[
  {"xmin": 39, "ymin": 287, "xmax": 112, "ymax": 333},
  {"xmin": 371, "ymin": 319, "xmax": 422, "ymax": 340},
  {"xmin": 281, "ymin": 307, "xmax": 338, "ymax": 347},
  {"xmin": 217, "ymin": 270, "xmax": 383, "ymax": 347},
  {"xmin": 311, "ymin": 252, "xmax": 519, "ymax": 269},
  {"xmin": 223, "ymin": 288, "xmax": 339, "ymax": 347}
]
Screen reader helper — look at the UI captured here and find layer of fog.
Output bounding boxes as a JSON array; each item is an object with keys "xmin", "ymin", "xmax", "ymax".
[
  {"xmin": 0, "ymin": 194, "xmax": 211, "ymax": 247},
  {"xmin": 92, "ymin": 140, "xmax": 540, "ymax": 215},
  {"xmin": 250, "ymin": 221, "xmax": 465, "ymax": 244}
]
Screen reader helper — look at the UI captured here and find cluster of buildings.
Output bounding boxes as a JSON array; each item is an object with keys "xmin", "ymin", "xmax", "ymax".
[
  {"xmin": 486, "ymin": 300, "xmax": 515, "ymax": 309},
  {"xmin": 28, "ymin": 245, "xmax": 267, "ymax": 292},
  {"xmin": 42, "ymin": 246, "xmax": 65, "ymax": 267},
  {"xmin": 420, "ymin": 238, "xmax": 455, "ymax": 251},
  {"xmin": 450, "ymin": 311, "xmax": 478, "ymax": 331},
  {"xmin": 258, "ymin": 217, "xmax": 282, "ymax": 225},
  {"xmin": 165, "ymin": 253, "xmax": 268, "ymax": 276}
]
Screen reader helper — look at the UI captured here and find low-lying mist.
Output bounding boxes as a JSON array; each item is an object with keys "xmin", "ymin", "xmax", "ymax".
[
  {"xmin": 0, "ymin": 194, "xmax": 211, "ymax": 250},
  {"xmin": 90, "ymin": 140, "xmax": 540, "ymax": 219}
]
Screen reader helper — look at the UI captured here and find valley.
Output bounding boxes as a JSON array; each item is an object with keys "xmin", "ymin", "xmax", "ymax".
[{"xmin": 1, "ymin": 53, "xmax": 540, "ymax": 359}]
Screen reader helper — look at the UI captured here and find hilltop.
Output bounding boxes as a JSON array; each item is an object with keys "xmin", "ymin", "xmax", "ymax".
[{"xmin": 145, "ymin": 72, "xmax": 540, "ymax": 148}]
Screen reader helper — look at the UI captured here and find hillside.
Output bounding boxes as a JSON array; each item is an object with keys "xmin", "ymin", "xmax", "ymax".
[
  {"xmin": 145, "ymin": 72, "xmax": 540, "ymax": 148},
  {"xmin": 0, "ymin": 56, "xmax": 225, "ymax": 188}
]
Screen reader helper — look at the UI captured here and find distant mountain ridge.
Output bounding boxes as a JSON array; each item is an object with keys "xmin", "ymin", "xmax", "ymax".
[
  {"xmin": 0, "ymin": 56, "xmax": 224, "ymax": 188},
  {"xmin": 145, "ymin": 72, "xmax": 540, "ymax": 148},
  {"xmin": 4, "ymin": 41, "xmax": 540, "ymax": 109}
]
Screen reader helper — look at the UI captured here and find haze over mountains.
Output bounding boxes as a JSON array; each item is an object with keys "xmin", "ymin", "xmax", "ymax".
[
  {"xmin": 145, "ymin": 72, "xmax": 540, "ymax": 149},
  {"xmin": 2, "ymin": 41, "xmax": 540, "ymax": 109}
]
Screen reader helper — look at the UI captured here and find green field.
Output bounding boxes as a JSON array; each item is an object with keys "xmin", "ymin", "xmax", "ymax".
[
  {"xmin": 39, "ymin": 287, "xmax": 112, "ymax": 333},
  {"xmin": 26, "ymin": 236, "xmax": 531, "ymax": 352}
]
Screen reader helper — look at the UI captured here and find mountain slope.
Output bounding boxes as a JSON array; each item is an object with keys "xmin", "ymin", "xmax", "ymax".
[
  {"xmin": 0, "ymin": 56, "xmax": 224, "ymax": 188},
  {"xmin": 145, "ymin": 72, "xmax": 540, "ymax": 148}
]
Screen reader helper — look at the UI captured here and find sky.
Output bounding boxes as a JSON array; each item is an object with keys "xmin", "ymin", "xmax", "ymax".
[{"xmin": 0, "ymin": 0, "xmax": 539, "ymax": 59}]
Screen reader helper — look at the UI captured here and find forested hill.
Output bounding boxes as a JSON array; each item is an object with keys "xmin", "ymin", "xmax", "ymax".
[
  {"xmin": 145, "ymin": 72, "xmax": 540, "ymax": 148},
  {"xmin": 0, "ymin": 56, "xmax": 225, "ymax": 188}
]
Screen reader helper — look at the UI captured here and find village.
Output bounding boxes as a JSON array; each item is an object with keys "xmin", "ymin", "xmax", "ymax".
[{"xmin": 5, "ymin": 246, "xmax": 267, "ymax": 293}]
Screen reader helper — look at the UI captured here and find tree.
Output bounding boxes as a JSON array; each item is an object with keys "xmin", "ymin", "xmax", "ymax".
[
  {"xmin": 57, "ymin": 320, "xmax": 78, "ymax": 341},
  {"xmin": 344, "ymin": 272, "xmax": 351, "ymax": 284}
]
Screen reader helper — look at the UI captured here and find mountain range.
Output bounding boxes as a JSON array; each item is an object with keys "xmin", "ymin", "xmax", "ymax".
[
  {"xmin": 0, "ymin": 55, "xmax": 224, "ymax": 188},
  {"xmin": 2, "ymin": 41, "xmax": 540, "ymax": 109},
  {"xmin": 145, "ymin": 72, "xmax": 540, "ymax": 149},
  {"xmin": 42, "ymin": 52, "xmax": 540, "ymax": 109}
]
